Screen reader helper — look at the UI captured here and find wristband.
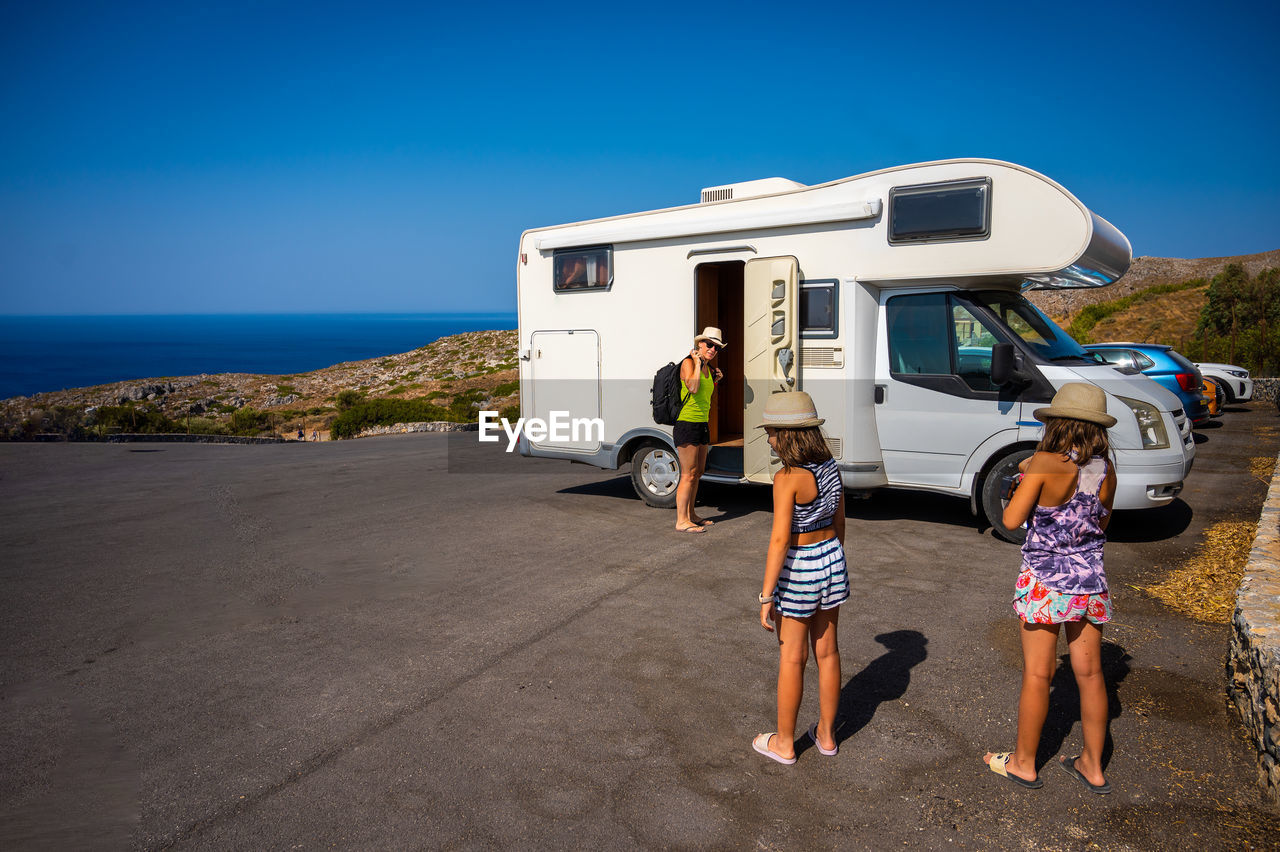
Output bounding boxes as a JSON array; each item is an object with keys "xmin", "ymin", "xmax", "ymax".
[{"xmin": 758, "ymin": 592, "xmax": 774, "ymax": 604}]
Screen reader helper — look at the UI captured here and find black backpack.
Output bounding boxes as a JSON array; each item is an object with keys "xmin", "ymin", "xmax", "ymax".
[{"xmin": 651, "ymin": 357, "xmax": 692, "ymax": 425}]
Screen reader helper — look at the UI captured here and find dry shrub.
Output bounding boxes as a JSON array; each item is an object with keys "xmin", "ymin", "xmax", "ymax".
[{"xmin": 1141, "ymin": 520, "xmax": 1259, "ymax": 622}]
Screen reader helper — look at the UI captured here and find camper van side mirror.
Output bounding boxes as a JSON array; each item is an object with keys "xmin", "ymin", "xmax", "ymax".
[{"xmin": 991, "ymin": 343, "xmax": 1028, "ymax": 387}]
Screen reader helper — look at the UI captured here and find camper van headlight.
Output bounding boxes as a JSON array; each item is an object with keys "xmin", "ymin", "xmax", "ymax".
[{"xmin": 1117, "ymin": 396, "xmax": 1169, "ymax": 450}]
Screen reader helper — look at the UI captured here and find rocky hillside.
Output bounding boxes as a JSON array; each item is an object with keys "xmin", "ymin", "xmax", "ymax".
[
  {"xmin": 1028, "ymin": 248, "xmax": 1280, "ymax": 321},
  {"xmin": 2, "ymin": 329, "xmax": 518, "ymax": 438}
]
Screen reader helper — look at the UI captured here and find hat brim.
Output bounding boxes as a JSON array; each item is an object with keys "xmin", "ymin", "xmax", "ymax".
[
  {"xmin": 1032, "ymin": 406, "xmax": 1117, "ymax": 428},
  {"xmin": 755, "ymin": 418, "xmax": 824, "ymax": 429}
]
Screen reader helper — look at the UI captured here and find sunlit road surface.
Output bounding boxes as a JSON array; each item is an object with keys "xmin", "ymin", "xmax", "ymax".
[{"xmin": 2, "ymin": 403, "xmax": 1277, "ymax": 849}]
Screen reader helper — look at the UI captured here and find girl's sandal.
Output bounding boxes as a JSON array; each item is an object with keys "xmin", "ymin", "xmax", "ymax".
[
  {"xmin": 985, "ymin": 751, "xmax": 1043, "ymax": 788},
  {"xmin": 752, "ymin": 733, "xmax": 796, "ymax": 765}
]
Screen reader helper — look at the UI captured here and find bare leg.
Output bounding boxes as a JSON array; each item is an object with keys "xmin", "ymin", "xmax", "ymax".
[
  {"xmin": 985, "ymin": 621, "xmax": 1058, "ymax": 783},
  {"xmin": 674, "ymin": 443, "xmax": 703, "ymax": 532},
  {"xmin": 771, "ymin": 614, "xmax": 810, "ymax": 760},
  {"xmin": 689, "ymin": 444, "xmax": 711, "ymax": 524},
  {"xmin": 809, "ymin": 606, "xmax": 841, "ymax": 750},
  {"xmin": 1064, "ymin": 620, "xmax": 1109, "ymax": 786}
]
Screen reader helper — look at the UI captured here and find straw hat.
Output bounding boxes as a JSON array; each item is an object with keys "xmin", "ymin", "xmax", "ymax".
[
  {"xmin": 694, "ymin": 326, "xmax": 728, "ymax": 349},
  {"xmin": 1033, "ymin": 383, "xmax": 1117, "ymax": 428},
  {"xmin": 756, "ymin": 391, "xmax": 824, "ymax": 429}
]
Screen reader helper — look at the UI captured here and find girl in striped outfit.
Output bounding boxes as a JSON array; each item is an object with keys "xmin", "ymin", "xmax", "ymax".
[{"xmin": 753, "ymin": 392, "xmax": 849, "ymax": 765}]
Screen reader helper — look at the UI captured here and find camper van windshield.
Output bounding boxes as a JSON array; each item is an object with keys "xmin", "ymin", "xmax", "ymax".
[{"xmin": 966, "ymin": 291, "xmax": 1102, "ymax": 364}]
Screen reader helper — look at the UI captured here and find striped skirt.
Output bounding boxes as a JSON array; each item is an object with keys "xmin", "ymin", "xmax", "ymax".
[{"xmin": 773, "ymin": 538, "xmax": 849, "ymax": 619}]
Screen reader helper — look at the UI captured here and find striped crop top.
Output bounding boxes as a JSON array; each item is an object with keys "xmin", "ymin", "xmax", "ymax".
[{"xmin": 791, "ymin": 458, "xmax": 842, "ymax": 533}]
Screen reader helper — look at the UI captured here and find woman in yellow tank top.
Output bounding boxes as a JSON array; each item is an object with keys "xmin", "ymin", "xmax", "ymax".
[{"xmin": 675, "ymin": 326, "xmax": 726, "ymax": 533}]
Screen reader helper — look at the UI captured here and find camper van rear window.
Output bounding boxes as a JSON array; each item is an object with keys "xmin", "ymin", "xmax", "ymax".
[
  {"xmin": 888, "ymin": 178, "xmax": 991, "ymax": 244},
  {"xmin": 553, "ymin": 246, "xmax": 612, "ymax": 292}
]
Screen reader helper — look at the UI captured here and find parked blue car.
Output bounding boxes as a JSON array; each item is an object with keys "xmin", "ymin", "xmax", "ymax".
[{"xmin": 1083, "ymin": 342, "xmax": 1210, "ymax": 425}]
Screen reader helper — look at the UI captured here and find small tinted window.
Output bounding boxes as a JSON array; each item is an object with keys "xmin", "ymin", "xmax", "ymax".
[
  {"xmin": 1132, "ymin": 351, "xmax": 1156, "ymax": 370},
  {"xmin": 800, "ymin": 280, "xmax": 838, "ymax": 338},
  {"xmin": 1166, "ymin": 350, "xmax": 1197, "ymax": 372},
  {"xmin": 889, "ymin": 178, "xmax": 991, "ymax": 244},
  {"xmin": 554, "ymin": 246, "xmax": 612, "ymax": 292},
  {"xmin": 887, "ymin": 293, "xmax": 951, "ymax": 375},
  {"xmin": 952, "ymin": 303, "xmax": 1000, "ymax": 391}
]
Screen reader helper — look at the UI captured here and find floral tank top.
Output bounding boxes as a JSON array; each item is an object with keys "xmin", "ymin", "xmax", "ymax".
[{"xmin": 1020, "ymin": 456, "xmax": 1109, "ymax": 595}]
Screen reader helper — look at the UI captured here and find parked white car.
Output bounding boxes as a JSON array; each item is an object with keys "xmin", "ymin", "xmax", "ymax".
[{"xmin": 1194, "ymin": 362, "xmax": 1253, "ymax": 403}]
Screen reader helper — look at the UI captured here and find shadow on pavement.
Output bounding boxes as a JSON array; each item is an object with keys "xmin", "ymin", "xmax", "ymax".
[
  {"xmin": 1036, "ymin": 641, "xmax": 1132, "ymax": 771},
  {"xmin": 556, "ymin": 474, "xmax": 635, "ymax": 500},
  {"xmin": 827, "ymin": 630, "xmax": 929, "ymax": 750},
  {"xmin": 1108, "ymin": 499, "xmax": 1193, "ymax": 542},
  {"xmin": 848, "ymin": 489, "xmax": 978, "ymax": 531}
]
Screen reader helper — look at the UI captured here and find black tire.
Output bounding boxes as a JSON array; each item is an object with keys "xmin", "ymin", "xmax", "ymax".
[
  {"xmin": 630, "ymin": 442, "xmax": 680, "ymax": 508},
  {"xmin": 980, "ymin": 448, "xmax": 1035, "ymax": 544}
]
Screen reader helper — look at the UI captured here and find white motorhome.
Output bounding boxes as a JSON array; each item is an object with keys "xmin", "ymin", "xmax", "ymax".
[{"xmin": 514, "ymin": 159, "xmax": 1195, "ymax": 541}]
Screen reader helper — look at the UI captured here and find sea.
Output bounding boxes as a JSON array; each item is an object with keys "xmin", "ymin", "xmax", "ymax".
[{"xmin": 0, "ymin": 313, "xmax": 517, "ymax": 399}]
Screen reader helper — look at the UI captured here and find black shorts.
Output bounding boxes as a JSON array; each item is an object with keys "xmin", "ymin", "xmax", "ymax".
[{"xmin": 673, "ymin": 421, "xmax": 710, "ymax": 447}]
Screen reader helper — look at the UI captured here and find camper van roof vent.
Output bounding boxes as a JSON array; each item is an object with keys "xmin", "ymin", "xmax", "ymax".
[{"xmin": 700, "ymin": 177, "xmax": 806, "ymax": 204}]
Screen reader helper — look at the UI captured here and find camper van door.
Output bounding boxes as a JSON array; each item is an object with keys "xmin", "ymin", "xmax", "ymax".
[
  {"xmin": 743, "ymin": 256, "xmax": 799, "ymax": 483},
  {"xmin": 875, "ymin": 290, "xmax": 1021, "ymax": 489},
  {"xmin": 527, "ymin": 329, "xmax": 602, "ymax": 452}
]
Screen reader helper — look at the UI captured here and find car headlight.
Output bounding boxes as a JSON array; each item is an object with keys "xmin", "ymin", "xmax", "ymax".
[
  {"xmin": 1228, "ymin": 369, "xmax": 1248, "ymax": 378},
  {"xmin": 1117, "ymin": 395, "xmax": 1170, "ymax": 449}
]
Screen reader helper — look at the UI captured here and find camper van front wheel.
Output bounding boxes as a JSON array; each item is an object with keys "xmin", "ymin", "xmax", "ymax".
[
  {"xmin": 631, "ymin": 443, "xmax": 680, "ymax": 509},
  {"xmin": 980, "ymin": 448, "xmax": 1035, "ymax": 545}
]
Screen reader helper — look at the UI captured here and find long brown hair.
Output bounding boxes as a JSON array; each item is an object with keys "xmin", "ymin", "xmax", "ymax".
[
  {"xmin": 1038, "ymin": 416, "xmax": 1111, "ymax": 465},
  {"xmin": 771, "ymin": 426, "xmax": 833, "ymax": 469}
]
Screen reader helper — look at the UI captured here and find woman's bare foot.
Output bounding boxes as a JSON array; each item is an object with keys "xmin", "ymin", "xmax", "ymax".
[{"xmin": 675, "ymin": 524, "xmax": 705, "ymax": 534}]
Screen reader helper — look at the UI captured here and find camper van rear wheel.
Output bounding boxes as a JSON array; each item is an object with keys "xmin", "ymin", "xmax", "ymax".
[
  {"xmin": 981, "ymin": 448, "xmax": 1034, "ymax": 545},
  {"xmin": 631, "ymin": 443, "xmax": 680, "ymax": 508}
]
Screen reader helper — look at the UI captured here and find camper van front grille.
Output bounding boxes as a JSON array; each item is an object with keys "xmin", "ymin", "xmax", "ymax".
[
  {"xmin": 825, "ymin": 436, "xmax": 842, "ymax": 459},
  {"xmin": 701, "ymin": 188, "xmax": 733, "ymax": 203},
  {"xmin": 802, "ymin": 347, "xmax": 844, "ymax": 368}
]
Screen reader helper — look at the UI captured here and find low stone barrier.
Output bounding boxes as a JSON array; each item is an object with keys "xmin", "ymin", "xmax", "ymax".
[
  {"xmin": 1252, "ymin": 378, "xmax": 1279, "ymax": 405},
  {"xmin": 354, "ymin": 421, "xmax": 478, "ymax": 439},
  {"xmin": 105, "ymin": 433, "xmax": 287, "ymax": 444},
  {"xmin": 1228, "ymin": 449, "xmax": 1280, "ymax": 804}
]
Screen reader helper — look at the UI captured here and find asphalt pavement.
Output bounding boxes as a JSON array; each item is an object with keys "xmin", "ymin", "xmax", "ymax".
[{"xmin": 2, "ymin": 403, "xmax": 1278, "ymax": 849}]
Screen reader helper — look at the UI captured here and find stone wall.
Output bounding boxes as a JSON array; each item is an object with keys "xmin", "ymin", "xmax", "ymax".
[
  {"xmin": 1228, "ymin": 449, "xmax": 1280, "ymax": 804},
  {"xmin": 1252, "ymin": 378, "xmax": 1279, "ymax": 405},
  {"xmin": 354, "ymin": 421, "xmax": 479, "ymax": 438},
  {"xmin": 104, "ymin": 433, "xmax": 287, "ymax": 444}
]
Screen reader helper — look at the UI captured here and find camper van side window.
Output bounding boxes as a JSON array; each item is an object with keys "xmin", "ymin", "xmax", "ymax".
[
  {"xmin": 887, "ymin": 293, "xmax": 951, "ymax": 375},
  {"xmin": 888, "ymin": 178, "xmax": 991, "ymax": 244},
  {"xmin": 800, "ymin": 280, "xmax": 838, "ymax": 338},
  {"xmin": 887, "ymin": 293, "xmax": 1002, "ymax": 393},
  {"xmin": 553, "ymin": 246, "xmax": 612, "ymax": 292}
]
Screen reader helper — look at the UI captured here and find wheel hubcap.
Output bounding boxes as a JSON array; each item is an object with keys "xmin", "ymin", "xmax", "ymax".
[{"xmin": 641, "ymin": 449, "xmax": 678, "ymax": 496}]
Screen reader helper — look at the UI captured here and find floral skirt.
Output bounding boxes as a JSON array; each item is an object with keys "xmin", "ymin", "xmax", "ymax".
[{"xmin": 1013, "ymin": 568, "xmax": 1112, "ymax": 625}]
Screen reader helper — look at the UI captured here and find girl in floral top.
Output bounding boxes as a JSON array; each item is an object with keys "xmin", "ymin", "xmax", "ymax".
[{"xmin": 983, "ymin": 383, "xmax": 1118, "ymax": 795}]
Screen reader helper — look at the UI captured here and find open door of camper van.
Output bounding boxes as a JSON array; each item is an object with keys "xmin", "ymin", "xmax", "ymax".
[{"xmin": 743, "ymin": 256, "xmax": 799, "ymax": 483}]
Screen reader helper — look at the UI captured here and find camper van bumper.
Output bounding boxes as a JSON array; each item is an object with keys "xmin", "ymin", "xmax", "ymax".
[{"xmin": 1112, "ymin": 448, "xmax": 1192, "ymax": 509}]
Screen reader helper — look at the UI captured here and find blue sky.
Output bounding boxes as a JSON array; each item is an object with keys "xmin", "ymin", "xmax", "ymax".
[{"xmin": 1, "ymin": 0, "xmax": 1276, "ymax": 315}]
